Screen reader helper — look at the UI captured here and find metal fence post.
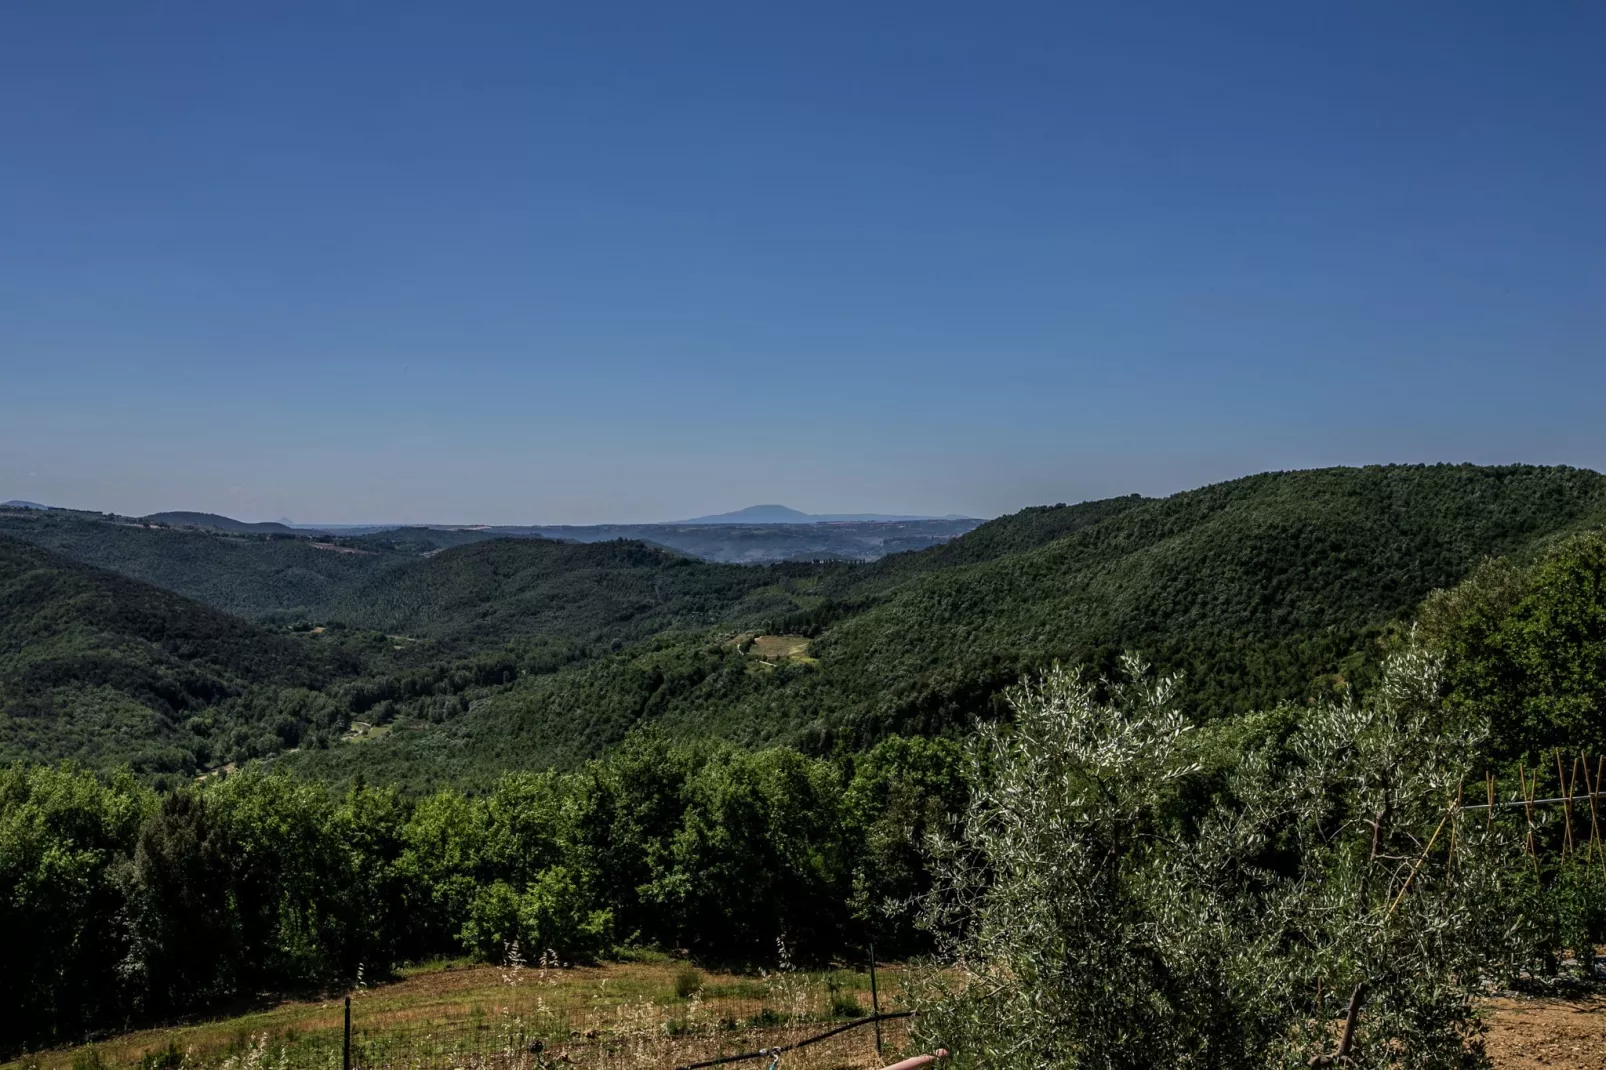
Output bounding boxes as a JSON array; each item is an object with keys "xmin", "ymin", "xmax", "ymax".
[
  {"xmin": 870, "ymin": 941, "xmax": 882, "ymax": 1056},
  {"xmin": 344, "ymin": 995, "xmax": 352, "ymax": 1070}
]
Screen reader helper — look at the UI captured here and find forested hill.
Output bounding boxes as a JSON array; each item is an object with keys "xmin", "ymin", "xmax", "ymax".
[
  {"xmin": 322, "ymin": 537, "xmax": 810, "ymax": 647},
  {"xmin": 140, "ymin": 511, "xmax": 308, "ymax": 535},
  {"xmin": 793, "ymin": 464, "xmax": 1606, "ymax": 724},
  {"xmin": 847, "ymin": 493, "xmax": 1152, "ymax": 582},
  {"xmin": 0, "ymin": 507, "xmax": 405, "ymax": 619},
  {"xmin": 289, "ymin": 464, "xmax": 1606, "ymax": 787},
  {"xmin": 5, "ymin": 464, "xmax": 1605, "ymax": 783},
  {"xmin": 0, "ymin": 535, "xmax": 345, "ymax": 772}
]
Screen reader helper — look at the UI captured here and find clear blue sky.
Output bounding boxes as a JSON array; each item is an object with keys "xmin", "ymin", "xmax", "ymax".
[{"xmin": 3, "ymin": 2, "xmax": 1602, "ymax": 524}]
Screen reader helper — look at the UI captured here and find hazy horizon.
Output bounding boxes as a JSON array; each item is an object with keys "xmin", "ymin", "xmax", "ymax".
[
  {"xmin": 10, "ymin": 457, "xmax": 1606, "ymax": 529},
  {"xmin": 4, "ymin": 4, "xmax": 1603, "ymax": 525}
]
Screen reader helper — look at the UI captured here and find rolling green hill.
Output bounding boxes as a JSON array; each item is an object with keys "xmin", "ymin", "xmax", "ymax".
[
  {"xmin": 0, "ymin": 508, "xmax": 406, "ymax": 619},
  {"xmin": 289, "ymin": 464, "xmax": 1606, "ymax": 787},
  {"xmin": 789, "ymin": 463, "xmax": 1606, "ymax": 730},
  {"xmin": 0, "ymin": 535, "xmax": 347, "ymax": 774},
  {"xmin": 322, "ymin": 537, "xmax": 814, "ymax": 648}
]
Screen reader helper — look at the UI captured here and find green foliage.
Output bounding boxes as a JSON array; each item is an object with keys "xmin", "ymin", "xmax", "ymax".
[
  {"xmin": 0, "ymin": 732, "xmax": 971, "ymax": 1054},
  {"xmin": 0, "ymin": 535, "xmax": 354, "ymax": 773},
  {"xmin": 1426, "ymin": 529, "xmax": 1606, "ymax": 758},
  {"xmin": 674, "ymin": 966, "xmax": 705, "ymax": 999},
  {"xmin": 322, "ymin": 538, "xmax": 790, "ymax": 649},
  {"xmin": 459, "ymin": 868, "xmax": 612, "ymax": 963},
  {"xmin": 912, "ymin": 649, "xmax": 1530, "ymax": 1070},
  {"xmin": 825, "ymin": 972, "xmax": 865, "ymax": 1018},
  {"xmin": 840, "ymin": 735, "xmax": 969, "ymax": 954},
  {"xmin": 291, "ymin": 464, "xmax": 1606, "ymax": 787},
  {"xmin": 0, "ymin": 509, "xmax": 403, "ymax": 619},
  {"xmin": 1515, "ymin": 856, "xmax": 1606, "ymax": 977},
  {"xmin": 575, "ymin": 735, "xmax": 855, "ymax": 959},
  {"xmin": 123, "ymin": 772, "xmax": 406, "ymax": 1016},
  {"xmin": 861, "ymin": 494, "xmax": 1150, "ymax": 577},
  {"xmin": 0, "ymin": 764, "xmax": 153, "ymax": 1046},
  {"xmin": 800, "ymin": 463, "xmax": 1606, "ymax": 736}
]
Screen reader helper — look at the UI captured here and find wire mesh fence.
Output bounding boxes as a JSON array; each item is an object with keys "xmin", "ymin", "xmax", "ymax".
[
  {"xmin": 341, "ymin": 976, "xmax": 912, "ymax": 1070},
  {"xmin": 69, "ymin": 961, "xmax": 916, "ymax": 1070}
]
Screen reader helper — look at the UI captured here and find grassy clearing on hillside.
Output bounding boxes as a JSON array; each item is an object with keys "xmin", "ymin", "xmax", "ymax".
[
  {"xmin": 341, "ymin": 721, "xmax": 392, "ymax": 743},
  {"xmin": 7, "ymin": 962, "xmax": 912, "ymax": 1070},
  {"xmin": 747, "ymin": 636, "xmax": 809, "ymax": 660}
]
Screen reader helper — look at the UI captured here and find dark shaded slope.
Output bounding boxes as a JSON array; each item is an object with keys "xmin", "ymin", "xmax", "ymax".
[
  {"xmin": 323, "ymin": 537, "xmax": 810, "ymax": 648},
  {"xmin": 141, "ymin": 511, "xmax": 307, "ymax": 535},
  {"xmin": 0, "ymin": 509, "xmax": 405, "ymax": 619},
  {"xmin": 344, "ymin": 527, "xmax": 506, "ymax": 555},
  {"xmin": 0, "ymin": 535, "xmax": 343, "ymax": 772}
]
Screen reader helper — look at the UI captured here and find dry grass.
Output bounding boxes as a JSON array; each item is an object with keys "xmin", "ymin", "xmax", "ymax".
[
  {"xmin": 18, "ymin": 964, "xmax": 1600, "ymax": 1070},
  {"xmin": 6, "ymin": 961, "xmax": 912, "ymax": 1070}
]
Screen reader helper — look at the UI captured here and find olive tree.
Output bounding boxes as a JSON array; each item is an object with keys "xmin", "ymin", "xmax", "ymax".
[{"xmin": 912, "ymin": 648, "xmax": 1530, "ymax": 1070}]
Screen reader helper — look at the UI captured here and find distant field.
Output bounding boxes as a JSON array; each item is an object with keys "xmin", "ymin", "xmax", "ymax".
[
  {"xmin": 748, "ymin": 635, "xmax": 813, "ymax": 662},
  {"xmin": 6, "ymin": 961, "xmax": 915, "ymax": 1070}
]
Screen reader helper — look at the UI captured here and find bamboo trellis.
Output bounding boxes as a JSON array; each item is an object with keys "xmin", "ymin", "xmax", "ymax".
[{"xmin": 1457, "ymin": 748, "xmax": 1606, "ymax": 877}]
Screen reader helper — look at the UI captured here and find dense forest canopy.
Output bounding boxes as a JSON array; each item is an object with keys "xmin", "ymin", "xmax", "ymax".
[
  {"xmin": 0, "ymin": 536, "xmax": 348, "ymax": 772},
  {"xmin": 0, "ymin": 509, "xmax": 402, "ymax": 619},
  {"xmin": 5, "ymin": 464, "xmax": 1606, "ymax": 784}
]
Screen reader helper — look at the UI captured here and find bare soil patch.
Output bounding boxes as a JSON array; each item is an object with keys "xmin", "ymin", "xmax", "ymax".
[{"xmin": 1485, "ymin": 994, "xmax": 1606, "ymax": 1068}]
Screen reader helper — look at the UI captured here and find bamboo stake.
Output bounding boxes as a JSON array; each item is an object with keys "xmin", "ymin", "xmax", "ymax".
[
  {"xmin": 1519, "ymin": 763, "xmax": 1531, "ymax": 853},
  {"xmin": 1596, "ymin": 757, "xmax": 1606, "ymax": 881},
  {"xmin": 1449, "ymin": 777, "xmax": 1464, "ymax": 878},
  {"xmin": 1581, "ymin": 757, "xmax": 1596, "ymax": 867},
  {"xmin": 1572, "ymin": 754, "xmax": 1585, "ymax": 852},
  {"xmin": 1557, "ymin": 749, "xmax": 1575, "ymax": 856},
  {"xmin": 1520, "ymin": 763, "xmax": 1538, "ymax": 873},
  {"xmin": 1586, "ymin": 755, "xmax": 1606, "ymax": 879},
  {"xmin": 1386, "ymin": 798, "xmax": 1456, "ymax": 920},
  {"xmin": 1486, "ymin": 771, "xmax": 1495, "ymax": 832}
]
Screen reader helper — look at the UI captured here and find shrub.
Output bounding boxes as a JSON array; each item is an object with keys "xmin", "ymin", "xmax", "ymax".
[
  {"xmin": 674, "ymin": 966, "xmax": 705, "ymax": 1000},
  {"xmin": 826, "ymin": 974, "xmax": 864, "ymax": 1018}
]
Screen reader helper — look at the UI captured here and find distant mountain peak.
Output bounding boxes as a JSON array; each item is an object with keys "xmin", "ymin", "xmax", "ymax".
[
  {"xmin": 681, "ymin": 505, "xmax": 813, "ymax": 524},
  {"xmin": 2, "ymin": 500, "xmax": 53, "ymax": 510}
]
